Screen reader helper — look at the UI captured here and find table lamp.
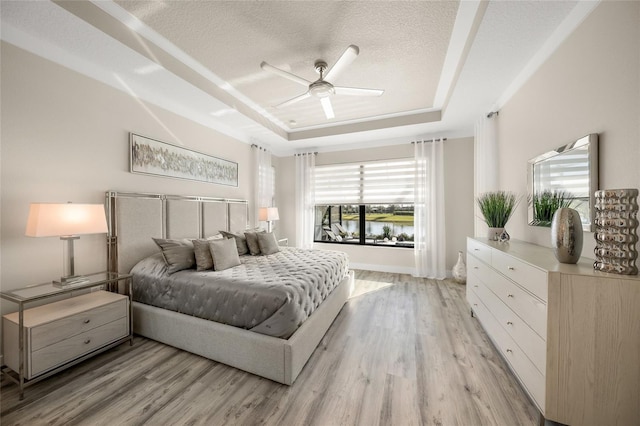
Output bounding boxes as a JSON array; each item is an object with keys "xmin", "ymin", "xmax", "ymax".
[
  {"xmin": 25, "ymin": 202, "xmax": 108, "ymax": 286},
  {"xmin": 259, "ymin": 207, "xmax": 279, "ymax": 233}
]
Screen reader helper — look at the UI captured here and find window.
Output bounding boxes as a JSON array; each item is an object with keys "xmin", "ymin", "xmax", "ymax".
[{"xmin": 314, "ymin": 160, "xmax": 415, "ymax": 247}]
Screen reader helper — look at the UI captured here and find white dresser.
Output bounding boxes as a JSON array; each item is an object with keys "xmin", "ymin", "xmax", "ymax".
[
  {"xmin": 467, "ymin": 237, "xmax": 640, "ymax": 425},
  {"xmin": 3, "ymin": 291, "xmax": 129, "ymax": 380}
]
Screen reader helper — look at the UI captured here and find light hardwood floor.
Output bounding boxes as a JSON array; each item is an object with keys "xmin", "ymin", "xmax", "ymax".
[{"xmin": 1, "ymin": 270, "xmax": 540, "ymax": 425}]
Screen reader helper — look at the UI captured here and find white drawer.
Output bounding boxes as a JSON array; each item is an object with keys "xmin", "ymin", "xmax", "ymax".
[
  {"xmin": 471, "ymin": 291, "xmax": 546, "ymax": 412},
  {"xmin": 30, "ymin": 317, "xmax": 128, "ymax": 378},
  {"xmin": 467, "ymin": 255, "xmax": 492, "ymax": 287},
  {"xmin": 492, "ymin": 249, "xmax": 548, "ymax": 302},
  {"xmin": 483, "ymin": 267, "xmax": 547, "ymax": 340},
  {"xmin": 468, "ymin": 238, "xmax": 492, "ymax": 265},
  {"xmin": 31, "ymin": 298, "xmax": 128, "ymax": 351},
  {"xmin": 475, "ymin": 280, "xmax": 546, "ymax": 374}
]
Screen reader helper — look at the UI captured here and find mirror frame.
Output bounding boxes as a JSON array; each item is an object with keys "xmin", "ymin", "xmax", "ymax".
[{"xmin": 527, "ymin": 133, "xmax": 599, "ymax": 231}]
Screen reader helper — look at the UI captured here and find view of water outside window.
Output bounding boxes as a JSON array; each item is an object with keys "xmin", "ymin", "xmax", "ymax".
[{"xmin": 316, "ymin": 204, "xmax": 414, "ymax": 247}]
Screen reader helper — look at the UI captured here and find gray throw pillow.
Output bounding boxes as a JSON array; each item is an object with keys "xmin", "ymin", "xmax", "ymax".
[
  {"xmin": 244, "ymin": 230, "xmax": 265, "ymax": 255},
  {"xmin": 257, "ymin": 232, "xmax": 280, "ymax": 255},
  {"xmin": 220, "ymin": 231, "xmax": 249, "ymax": 255},
  {"xmin": 152, "ymin": 238, "xmax": 195, "ymax": 274},
  {"xmin": 209, "ymin": 238, "xmax": 241, "ymax": 271},
  {"xmin": 192, "ymin": 235, "xmax": 223, "ymax": 271}
]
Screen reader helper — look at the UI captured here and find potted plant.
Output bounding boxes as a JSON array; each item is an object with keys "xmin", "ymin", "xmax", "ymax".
[{"xmin": 477, "ymin": 191, "xmax": 519, "ymax": 241}]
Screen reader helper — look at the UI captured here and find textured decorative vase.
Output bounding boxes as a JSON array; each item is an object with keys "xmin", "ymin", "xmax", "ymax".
[
  {"xmin": 452, "ymin": 251, "xmax": 467, "ymax": 284},
  {"xmin": 551, "ymin": 207, "xmax": 583, "ymax": 264},
  {"xmin": 487, "ymin": 227, "xmax": 504, "ymax": 241},
  {"xmin": 593, "ymin": 189, "xmax": 639, "ymax": 275}
]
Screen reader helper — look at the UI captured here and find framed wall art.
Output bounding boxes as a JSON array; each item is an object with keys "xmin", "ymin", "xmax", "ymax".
[{"xmin": 130, "ymin": 133, "xmax": 238, "ymax": 187}]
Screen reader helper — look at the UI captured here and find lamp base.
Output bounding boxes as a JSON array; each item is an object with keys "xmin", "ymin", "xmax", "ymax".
[{"xmin": 53, "ymin": 275, "xmax": 90, "ymax": 288}]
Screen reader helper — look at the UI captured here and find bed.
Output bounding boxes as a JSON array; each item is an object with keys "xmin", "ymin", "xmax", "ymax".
[{"xmin": 105, "ymin": 191, "xmax": 354, "ymax": 385}]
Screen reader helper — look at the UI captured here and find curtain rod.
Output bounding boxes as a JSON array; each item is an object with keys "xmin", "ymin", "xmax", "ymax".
[
  {"xmin": 487, "ymin": 111, "xmax": 499, "ymax": 118},
  {"xmin": 251, "ymin": 144, "xmax": 270, "ymax": 152},
  {"xmin": 411, "ymin": 138, "xmax": 447, "ymax": 144},
  {"xmin": 294, "ymin": 152, "xmax": 318, "ymax": 156}
]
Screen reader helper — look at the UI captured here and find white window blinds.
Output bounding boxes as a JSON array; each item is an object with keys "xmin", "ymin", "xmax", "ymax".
[{"xmin": 314, "ymin": 159, "xmax": 415, "ymax": 205}]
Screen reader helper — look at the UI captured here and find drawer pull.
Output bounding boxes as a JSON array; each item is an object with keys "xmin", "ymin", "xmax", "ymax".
[
  {"xmin": 507, "ymin": 294, "xmax": 514, "ymax": 298},
  {"xmin": 474, "ymin": 248, "xmax": 479, "ymax": 251},
  {"xmin": 473, "ymin": 266, "xmax": 479, "ymax": 269},
  {"xmin": 83, "ymin": 338, "xmax": 91, "ymax": 345},
  {"xmin": 506, "ymin": 349, "xmax": 513, "ymax": 354},
  {"xmin": 508, "ymin": 266, "xmax": 515, "ymax": 271},
  {"xmin": 507, "ymin": 321, "xmax": 513, "ymax": 326},
  {"xmin": 83, "ymin": 319, "xmax": 91, "ymax": 324},
  {"xmin": 473, "ymin": 303, "xmax": 478, "ymax": 307},
  {"xmin": 474, "ymin": 285, "xmax": 478, "ymax": 288}
]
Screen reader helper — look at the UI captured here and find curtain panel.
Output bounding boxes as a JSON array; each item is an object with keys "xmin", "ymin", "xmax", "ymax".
[
  {"xmin": 413, "ymin": 138, "xmax": 447, "ymax": 279},
  {"xmin": 295, "ymin": 153, "xmax": 316, "ymax": 249},
  {"xmin": 474, "ymin": 113, "xmax": 499, "ymax": 236},
  {"xmin": 252, "ymin": 145, "xmax": 273, "ymax": 228}
]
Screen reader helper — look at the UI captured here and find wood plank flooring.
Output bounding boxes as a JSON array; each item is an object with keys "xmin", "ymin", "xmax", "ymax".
[{"xmin": 1, "ymin": 270, "xmax": 540, "ymax": 425}]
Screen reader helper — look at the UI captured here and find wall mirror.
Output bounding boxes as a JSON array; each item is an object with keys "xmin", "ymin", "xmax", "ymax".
[{"xmin": 527, "ymin": 133, "xmax": 599, "ymax": 231}]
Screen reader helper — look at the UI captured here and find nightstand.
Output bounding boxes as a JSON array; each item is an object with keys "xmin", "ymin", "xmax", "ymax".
[
  {"xmin": 0, "ymin": 272, "xmax": 132, "ymax": 399},
  {"xmin": 278, "ymin": 238, "xmax": 289, "ymax": 247}
]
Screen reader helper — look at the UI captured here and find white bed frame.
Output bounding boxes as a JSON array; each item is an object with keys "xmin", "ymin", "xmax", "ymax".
[{"xmin": 106, "ymin": 191, "xmax": 353, "ymax": 385}]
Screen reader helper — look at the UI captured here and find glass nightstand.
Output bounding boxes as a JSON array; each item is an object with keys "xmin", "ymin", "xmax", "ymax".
[{"xmin": 0, "ymin": 272, "xmax": 132, "ymax": 399}]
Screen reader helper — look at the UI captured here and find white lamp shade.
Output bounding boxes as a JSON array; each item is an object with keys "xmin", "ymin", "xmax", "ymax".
[
  {"xmin": 25, "ymin": 203, "xmax": 108, "ymax": 237},
  {"xmin": 258, "ymin": 207, "xmax": 279, "ymax": 222}
]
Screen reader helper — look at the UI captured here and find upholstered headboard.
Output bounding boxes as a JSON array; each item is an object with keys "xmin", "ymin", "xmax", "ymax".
[{"xmin": 106, "ymin": 191, "xmax": 249, "ymax": 274}]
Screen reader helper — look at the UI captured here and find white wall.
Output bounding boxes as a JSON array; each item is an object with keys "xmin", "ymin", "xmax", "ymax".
[
  {"xmin": 0, "ymin": 43, "xmax": 253, "ymax": 308},
  {"xmin": 496, "ymin": 1, "xmax": 640, "ymax": 259},
  {"xmin": 275, "ymin": 139, "xmax": 475, "ymax": 274}
]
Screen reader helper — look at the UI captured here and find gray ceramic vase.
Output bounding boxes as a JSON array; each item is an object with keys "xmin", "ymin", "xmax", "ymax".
[{"xmin": 551, "ymin": 207, "xmax": 583, "ymax": 264}]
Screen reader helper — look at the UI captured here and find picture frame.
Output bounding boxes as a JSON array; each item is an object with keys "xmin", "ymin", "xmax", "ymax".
[{"xmin": 130, "ymin": 133, "xmax": 238, "ymax": 187}]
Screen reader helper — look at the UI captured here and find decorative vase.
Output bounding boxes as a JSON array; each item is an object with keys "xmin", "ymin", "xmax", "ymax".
[
  {"xmin": 487, "ymin": 227, "xmax": 504, "ymax": 241},
  {"xmin": 452, "ymin": 251, "xmax": 467, "ymax": 284},
  {"xmin": 551, "ymin": 207, "xmax": 583, "ymax": 264},
  {"xmin": 593, "ymin": 189, "xmax": 638, "ymax": 275}
]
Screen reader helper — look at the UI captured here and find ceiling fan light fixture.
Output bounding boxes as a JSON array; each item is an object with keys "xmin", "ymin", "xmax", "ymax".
[{"xmin": 309, "ymin": 80, "xmax": 335, "ymax": 98}]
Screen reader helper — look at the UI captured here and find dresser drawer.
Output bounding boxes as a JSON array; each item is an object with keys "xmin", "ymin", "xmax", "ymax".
[
  {"xmin": 492, "ymin": 250, "xmax": 548, "ymax": 301},
  {"xmin": 471, "ymin": 291, "xmax": 545, "ymax": 412},
  {"xmin": 468, "ymin": 238, "xmax": 492, "ymax": 265},
  {"xmin": 467, "ymin": 255, "xmax": 492, "ymax": 287},
  {"xmin": 483, "ymin": 267, "xmax": 547, "ymax": 340},
  {"xmin": 474, "ymin": 281, "xmax": 546, "ymax": 374},
  {"xmin": 31, "ymin": 298, "xmax": 128, "ymax": 351},
  {"xmin": 30, "ymin": 317, "xmax": 128, "ymax": 378}
]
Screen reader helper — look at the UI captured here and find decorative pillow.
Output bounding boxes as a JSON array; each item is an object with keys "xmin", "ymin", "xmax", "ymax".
[
  {"xmin": 220, "ymin": 231, "xmax": 249, "ymax": 256},
  {"xmin": 244, "ymin": 230, "xmax": 266, "ymax": 255},
  {"xmin": 152, "ymin": 238, "xmax": 195, "ymax": 274},
  {"xmin": 257, "ymin": 232, "xmax": 280, "ymax": 255},
  {"xmin": 209, "ymin": 238, "xmax": 241, "ymax": 271},
  {"xmin": 192, "ymin": 234, "xmax": 224, "ymax": 271}
]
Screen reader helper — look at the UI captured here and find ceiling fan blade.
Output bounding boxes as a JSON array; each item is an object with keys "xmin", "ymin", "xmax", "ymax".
[
  {"xmin": 275, "ymin": 92, "xmax": 311, "ymax": 108},
  {"xmin": 325, "ymin": 45, "xmax": 359, "ymax": 82},
  {"xmin": 320, "ymin": 97, "xmax": 335, "ymax": 119},
  {"xmin": 260, "ymin": 62, "xmax": 311, "ymax": 87},
  {"xmin": 334, "ymin": 86, "xmax": 385, "ymax": 97}
]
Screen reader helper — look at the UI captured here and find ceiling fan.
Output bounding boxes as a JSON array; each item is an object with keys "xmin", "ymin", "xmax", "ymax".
[{"xmin": 260, "ymin": 45, "xmax": 384, "ymax": 120}]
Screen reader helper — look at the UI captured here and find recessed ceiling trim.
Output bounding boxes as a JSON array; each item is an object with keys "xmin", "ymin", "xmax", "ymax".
[
  {"xmin": 433, "ymin": 0, "xmax": 486, "ymax": 109},
  {"xmin": 53, "ymin": 0, "xmax": 289, "ymax": 141},
  {"xmin": 288, "ymin": 110, "xmax": 442, "ymax": 141}
]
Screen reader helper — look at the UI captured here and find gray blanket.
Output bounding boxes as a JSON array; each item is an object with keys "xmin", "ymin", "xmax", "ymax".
[{"xmin": 131, "ymin": 247, "xmax": 349, "ymax": 338}]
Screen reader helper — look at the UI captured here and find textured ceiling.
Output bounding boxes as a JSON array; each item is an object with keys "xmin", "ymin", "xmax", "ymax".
[
  {"xmin": 114, "ymin": 1, "xmax": 458, "ymax": 129},
  {"xmin": 0, "ymin": 0, "xmax": 596, "ymax": 154}
]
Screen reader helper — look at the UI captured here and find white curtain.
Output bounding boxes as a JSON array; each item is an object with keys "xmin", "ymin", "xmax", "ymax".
[
  {"xmin": 252, "ymin": 145, "xmax": 273, "ymax": 228},
  {"xmin": 413, "ymin": 138, "xmax": 447, "ymax": 279},
  {"xmin": 295, "ymin": 153, "xmax": 315, "ymax": 249},
  {"xmin": 474, "ymin": 113, "xmax": 499, "ymax": 236}
]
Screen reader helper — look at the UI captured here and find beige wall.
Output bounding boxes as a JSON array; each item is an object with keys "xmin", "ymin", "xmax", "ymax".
[
  {"xmin": 0, "ymin": 43, "xmax": 253, "ymax": 300},
  {"xmin": 496, "ymin": 1, "xmax": 640, "ymax": 258},
  {"xmin": 275, "ymin": 139, "xmax": 475, "ymax": 274}
]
